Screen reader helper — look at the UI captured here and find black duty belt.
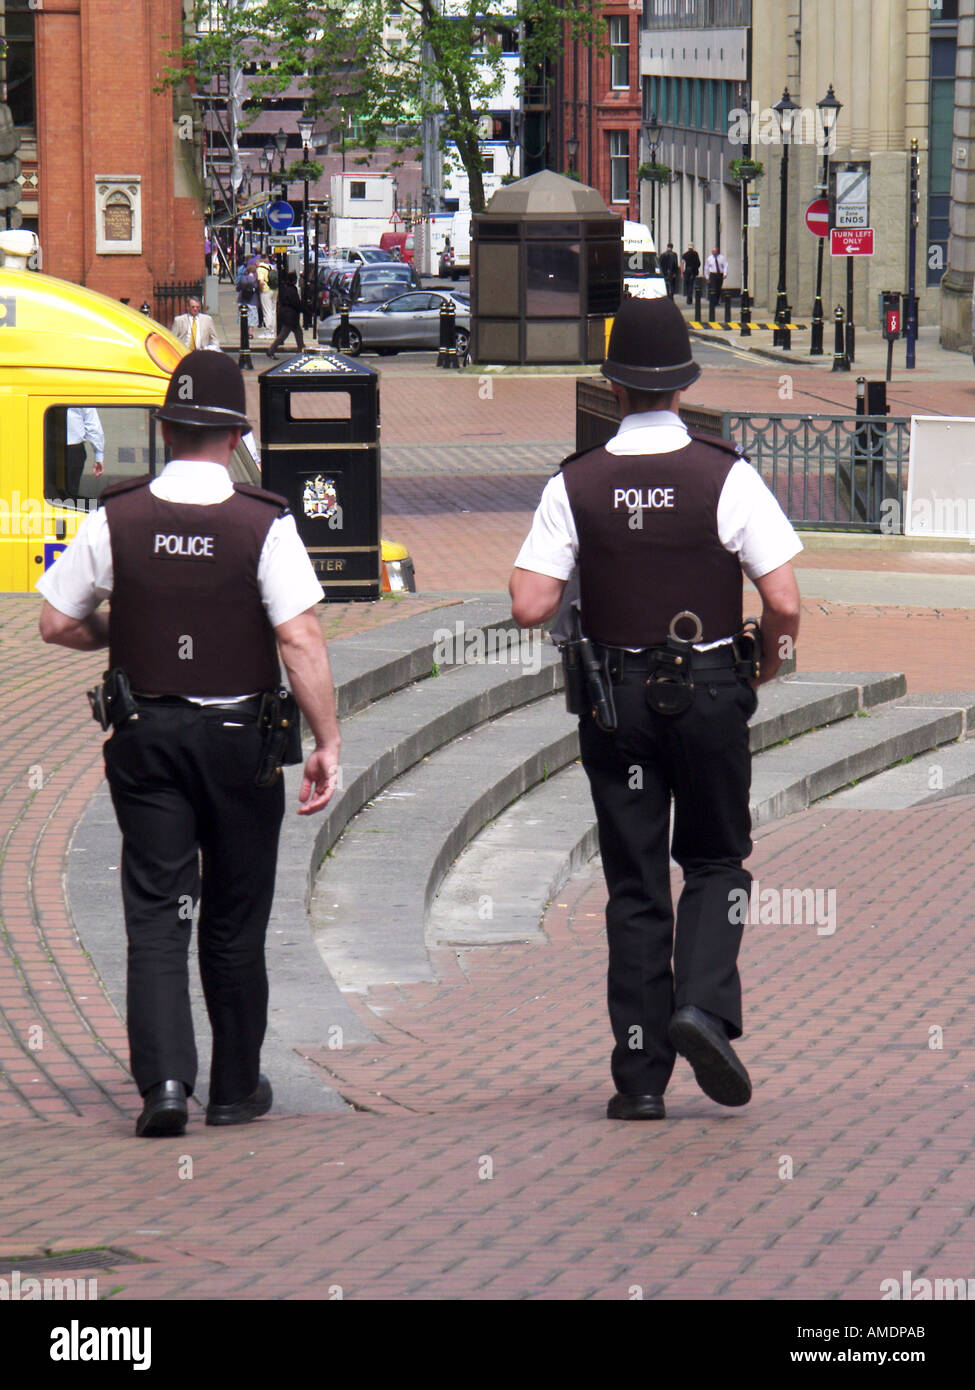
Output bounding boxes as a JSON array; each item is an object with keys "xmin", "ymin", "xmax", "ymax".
[
  {"xmin": 132, "ymin": 694, "xmax": 264, "ymax": 719},
  {"xmin": 595, "ymin": 643, "xmax": 736, "ymax": 681}
]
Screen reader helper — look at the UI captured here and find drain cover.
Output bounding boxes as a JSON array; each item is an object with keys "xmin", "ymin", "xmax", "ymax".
[{"xmin": 0, "ymin": 1248, "xmax": 147, "ymax": 1276}]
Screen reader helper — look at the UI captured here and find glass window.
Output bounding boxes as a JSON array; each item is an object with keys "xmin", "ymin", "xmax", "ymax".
[
  {"xmin": 525, "ymin": 243, "xmax": 581, "ymax": 317},
  {"xmin": 44, "ymin": 406, "xmax": 163, "ymax": 507},
  {"xmin": 349, "ymin": 181, "xmax": 366, "ymax": 199},
  {"xmin": 609, "ymin": 15, "xmax": 629, "ymax": 90},
  {"xmin": 609, "ymin": 131, "xmax": 630, "ymax": 203},
  {"xmin": 588, "ymin": 240, "xmax": 622, "ymax": 314}
]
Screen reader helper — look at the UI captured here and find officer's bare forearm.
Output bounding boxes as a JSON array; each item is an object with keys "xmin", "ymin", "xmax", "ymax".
[
  {"xmin": 38, "ymin": 603, "xmax": 110, "ymax": 650},
  {"xmin": 276, "ymin": 616, "xmax": 341, "ymax": 750},
  {"xmin": 752, "ymin": 562, "xmax": 801, "ymax": 684}
]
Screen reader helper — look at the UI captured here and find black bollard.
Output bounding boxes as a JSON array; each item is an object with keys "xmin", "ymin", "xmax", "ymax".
[
  {"xmin": 238, "ymin": 303, "xmax": 252, "ymax": 372},
  {"xmin": 694, "ymin": 277, "xmax": 703, "ymax": 323},
  {"xmin": 437, "ymin": 299, "xmax": 459, "ymax": 369},
  {"xmin": 831, "ymin": 304, "xmax": 850, "ymax": 372},
  {"xmin": 338, "ymin": 304, "xmax": 350, "ymax": 353},
  {"xmin": 740, "ymin": 289, "xmax": 752, "ymax": 338}
]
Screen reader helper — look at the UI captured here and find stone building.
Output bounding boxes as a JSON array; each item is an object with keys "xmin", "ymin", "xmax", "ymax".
[{"xmin": 640, "ymin": 0, "xmax": 956, "ymax": 333}]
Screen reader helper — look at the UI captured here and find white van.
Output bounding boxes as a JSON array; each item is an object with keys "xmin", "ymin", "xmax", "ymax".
[{"xmin": 622, "ymin": 221, "xmax": 668, "ymax": 299}]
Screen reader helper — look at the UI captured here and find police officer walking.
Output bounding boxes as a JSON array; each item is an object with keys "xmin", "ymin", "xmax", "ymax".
[
  {"xmin": 37, "ymin": 351, "xmax": 341, "ymax": 1137},
  {"xmin": 509, "ymin": 298, "xmax": 801, "ymax": 1120}
]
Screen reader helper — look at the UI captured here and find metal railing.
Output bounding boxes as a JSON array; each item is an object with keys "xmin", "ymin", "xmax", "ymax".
[
  {"xmin": 727, "ymin": 413, "xmax": 910, "ymax": 531},
  {"xmin": 153, "ymin": 281, "xmax": 205, "ymax": 329}
]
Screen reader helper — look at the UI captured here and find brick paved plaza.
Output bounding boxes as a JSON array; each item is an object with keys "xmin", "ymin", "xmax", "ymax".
[{"xmin": 2, "ymin": 332, "xmax": 975, "ymax": 1349}]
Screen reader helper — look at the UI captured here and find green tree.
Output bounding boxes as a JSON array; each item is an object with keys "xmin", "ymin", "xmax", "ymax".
[{"xmin": 177, "ymin": 1, "xmax": 601, "ymax": 214}]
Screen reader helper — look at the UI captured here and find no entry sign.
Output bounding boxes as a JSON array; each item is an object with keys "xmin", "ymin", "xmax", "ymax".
[
  {"xmin": 830, "ymin": 227, "xmax": 874, "ymax": 256},
  {"xmin": 805, "ymin": 197, "xmax": 830, "ymax": 237}
]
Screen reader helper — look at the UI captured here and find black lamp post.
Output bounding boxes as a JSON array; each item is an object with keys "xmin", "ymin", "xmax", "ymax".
[
  {"xmin": 643, "ymin": 112, "xmax": 661, "ymax": 241},
  {"xmin": 810, "ymin": 84, "xmax": 842, "ymax": 355},
  {"xmin": 298, "ymin": 114, "xmax": 314, "ymax": 330},
  {"xmin": 273, "ymin": 127, "xmax": 288, "ymax": 200},
  {"xmin": 772, "ymin": 87, "xmax": 799, "ymax": 349}
]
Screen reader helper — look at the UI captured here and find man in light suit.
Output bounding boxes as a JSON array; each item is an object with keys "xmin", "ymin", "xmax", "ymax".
[{"xmin": 172, "ymin": 297, "xmax": 221, "ymax": 351}]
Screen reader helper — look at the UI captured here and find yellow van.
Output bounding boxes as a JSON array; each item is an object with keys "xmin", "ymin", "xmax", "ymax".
[{"xmin": 0, "ymin": 264, "xmax": 187, "ymax": 592}]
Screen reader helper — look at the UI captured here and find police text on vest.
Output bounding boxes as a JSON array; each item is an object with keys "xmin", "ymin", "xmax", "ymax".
[
  {"xmin": 153, "ymin": 533, "xmax": 215, "ymax": 558},
  {"xmin": 613, "ymin": 487, "xmax": 675, "ymax": 510}
]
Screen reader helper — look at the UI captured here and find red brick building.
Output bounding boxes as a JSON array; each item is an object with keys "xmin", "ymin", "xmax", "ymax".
[
  {"xmin": 31, "ymin": 0, "xmax": 202, "ymax": 302},
  {"xmin": 558, "ymin": 5, "xmax": 643, "ymax": 224}
]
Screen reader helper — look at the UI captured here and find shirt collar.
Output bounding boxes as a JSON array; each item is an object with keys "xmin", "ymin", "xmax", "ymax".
[
  {"xmin": 151, "ymin": 458, "xmax": 234, "ymax": 503},
  {"xmin": 616, "ymin": 410, "xmax": 688, "ymax": 436}
]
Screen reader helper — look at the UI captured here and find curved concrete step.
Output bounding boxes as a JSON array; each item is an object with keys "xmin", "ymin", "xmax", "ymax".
[
  {"xmin": 824, "ymin": 695, "xmax": 975, "ymax": 808},
  {"xmin": 750, "ymin": 697, "xmax": 972, "ymax": 828},
  {"xmin": 311, "ymin": 692, "xmax": 579, "ymax": 989}
]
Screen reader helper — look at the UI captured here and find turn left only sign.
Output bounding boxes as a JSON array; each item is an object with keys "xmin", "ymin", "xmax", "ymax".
[{"xmin": 830, "ymin": 227, "xmax": 875, "ymax": 256}]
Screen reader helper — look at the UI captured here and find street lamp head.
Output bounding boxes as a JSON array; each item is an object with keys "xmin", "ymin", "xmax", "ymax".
[
  {"xmin": 643, "ymin": 111, "xmax": 661, "ymax": 142},
  {"xmin": 298, "ymin": 116, "xmax": 315, "ymax": 148},
  {"xmin": 817, "ymin": 84, "xmax": 842, "ymax": 147},
  {"xmin": 506, "ymin": 138, "xmax": 517, "ymax": 161},
  {"xmin": 772, "ymin": 87, "xmax": 800, "ymax": 141},
  {"xmin": 566, "ymin": 136, "xmax": 579, "ymax": 162},
  {"xmin": 274, "ymin": 128, "xmax": 288, "ymax": 155},
  {"xmin": 263, "ymin": 142, "xmax": 275, "ymax": 166}
]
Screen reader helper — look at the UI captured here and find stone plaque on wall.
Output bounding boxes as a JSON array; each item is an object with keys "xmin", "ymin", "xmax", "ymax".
[{"xmin": 95, "ymin": 176, "xmax": 142, "ymax": 255}]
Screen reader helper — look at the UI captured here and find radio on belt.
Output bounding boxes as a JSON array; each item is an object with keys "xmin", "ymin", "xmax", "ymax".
[{"xmin": 259, "ymin": 351, "xmax": 381, "ymax": 600}]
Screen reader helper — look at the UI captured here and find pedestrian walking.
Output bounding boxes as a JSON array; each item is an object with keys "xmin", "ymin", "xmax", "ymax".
[
  {"xmin": 236, "ymin": 258, "xmax": 259, "ymax": 336},
  {"xmin": 36, "ymin": 350, "xmax": 341, "ymax": 1138},
  {"xmin": 509, "ymin": 296, "xmax": 801, "ymax": 1121},
  {"xmin": 256, "ymin": 255, "xmax": 276, "ymax": 339},
  {"xmin": 266, "ymin": 271, "xmax": 304, "ymax": 357},
  {"xmin": 658, "ymin": 242, "xmax": 679, "ymax": 298},
  {"xmin": 680, "ymin": 244, "xmax": 700, "ymax": 303},
  {"xmin": 704, "ymin": 245, "xmax": 729, "ymax": 318}
]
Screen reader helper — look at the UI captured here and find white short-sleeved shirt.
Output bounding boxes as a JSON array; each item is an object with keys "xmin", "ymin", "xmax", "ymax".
[
  {"xmin": 36, "ymin": 458, "xmax": 325, "ymax": 699},
  {"xmin": 514, "ymin": 410, "xmax": 802, "ymax": 646}
]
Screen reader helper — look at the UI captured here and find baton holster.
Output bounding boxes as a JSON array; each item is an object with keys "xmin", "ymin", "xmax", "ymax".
[
  {"xmin": 645, "ymin": 635, "xmax": 696, "ymax": 716},
  {"xmin": 87, "ymin": 668, "xmax": 139, "ymax": 731},
  {"xmin": 559, "ymin": 605, "xmax": 617, "ymax": 732},
  {"xmin": 732, "ymin": 617, "xmax": 763, "ymax": 682},
  {"xmin": 255, "ymin": 687, "xmax": 303, "ymax": 788}
]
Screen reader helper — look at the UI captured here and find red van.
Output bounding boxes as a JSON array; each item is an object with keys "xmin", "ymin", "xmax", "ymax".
[{"xmin": 378, "ymin": 231, "xmax": 414, "ymax": 265}]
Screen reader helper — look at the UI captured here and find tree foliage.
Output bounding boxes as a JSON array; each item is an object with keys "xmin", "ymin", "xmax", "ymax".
[{"xmin": 178, "ymin": 1, "xmax": 602, "ymax": 213}]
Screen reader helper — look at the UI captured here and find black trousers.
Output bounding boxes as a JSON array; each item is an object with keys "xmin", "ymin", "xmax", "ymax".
[
  {"xmin": 104, "ymin": 702, "xmax": 285, "ymax": 1104},
  {"xmin": 65, "ymin": 443, "xmax": 87, "ymax": 502},
  {"xmin": 579, "ymin": 669, "xmax": 756, "ymax": 1096}
]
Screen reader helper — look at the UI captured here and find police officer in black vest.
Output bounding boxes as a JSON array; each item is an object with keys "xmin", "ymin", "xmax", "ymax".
[
  {"xmin": 37, "ymin": 351, "xmax": 342, "ymax": 1137},
  {"xmin": 510, "ymin": 298, "xmax": 801, "ymax": 1120}
]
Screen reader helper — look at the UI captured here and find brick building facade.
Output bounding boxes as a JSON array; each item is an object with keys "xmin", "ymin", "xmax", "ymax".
[
  {"xmin": 33, "ymin": 0, "xmax": 202, "ymax": 302},
  {"xmin": 558, "ymin": 6, "xmax": 643, "ymax": 225}
]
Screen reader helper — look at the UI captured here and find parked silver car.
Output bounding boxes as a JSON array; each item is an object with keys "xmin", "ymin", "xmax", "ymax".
[{"xmin": 320, "ymin": 290, "xmax": 470, "ymax": 356}]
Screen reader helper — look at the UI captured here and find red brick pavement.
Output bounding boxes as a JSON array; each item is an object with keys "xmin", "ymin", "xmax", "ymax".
[{"xmin": 3, "ymin": 803, "xmax": 974, "ymax": 1299}]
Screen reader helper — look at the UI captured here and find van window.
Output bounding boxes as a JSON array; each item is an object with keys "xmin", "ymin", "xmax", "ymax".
[{"xmin": 44, "ymin": 406, "xmax": 163, "ymax": 507}]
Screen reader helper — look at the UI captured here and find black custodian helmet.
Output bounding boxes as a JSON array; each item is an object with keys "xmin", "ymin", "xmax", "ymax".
[
  {"xmin": 601, "ymin": 296, "xmax": 702, "ymax": 393},
  {"xmin": 156, "ymin": 349, "xmax": 251, "ymax": 430}
]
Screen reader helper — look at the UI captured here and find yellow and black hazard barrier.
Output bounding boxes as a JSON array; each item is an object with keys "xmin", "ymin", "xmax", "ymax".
[{"xmin": 689, "ymin": 320, "xmax": 809, "ymax": 332}]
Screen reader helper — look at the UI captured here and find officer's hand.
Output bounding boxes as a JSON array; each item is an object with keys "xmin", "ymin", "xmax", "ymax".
[
  {"xmin": 94, "ymin": 460, "xmax": 104, "ymax": 477},
  {"xmin": 297, "ymin": 745, "xmax": 341, "ymax": 816}
]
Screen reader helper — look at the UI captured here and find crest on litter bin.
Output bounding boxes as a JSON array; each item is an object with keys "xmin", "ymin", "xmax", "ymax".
[{"xmin": 302, "ymin": 474, "xmax": 339, "ymax": 521}]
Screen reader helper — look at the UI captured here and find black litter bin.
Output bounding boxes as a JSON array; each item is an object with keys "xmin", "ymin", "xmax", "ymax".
[{"xmin": 260, "ymin": 351, "xmax": 380, "ymax": 599}]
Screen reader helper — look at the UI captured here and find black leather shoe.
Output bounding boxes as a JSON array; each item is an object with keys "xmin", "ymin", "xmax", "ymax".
[
  {"xmin": 135, "ymin": 1080, "xmax": 188, "ymax": 1138},
  {"xmin": 205, "ymin": 1074, "xmax": 272, "ymax": 1127},
  {"xmin": 606, "ymin": 1092, "xmax": 666, "ymax": 1121},
  {"xmin": 668, "ymin": 1005, "xmax": 751, "ymax": 1106}
]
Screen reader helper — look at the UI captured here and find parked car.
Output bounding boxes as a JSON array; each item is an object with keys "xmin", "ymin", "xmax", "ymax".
[
  {"xmin": 319, "ymin": 290, "xmax": 471, "ymax": 357},
  {"xmin": 342, "ymin": 262, "xmax": 422, "ymax": 307}
]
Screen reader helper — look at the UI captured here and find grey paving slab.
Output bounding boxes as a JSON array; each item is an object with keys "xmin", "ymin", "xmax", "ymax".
[{"xmin": 789, "ymin": 569, "xmax": 975, "ymax": 609}]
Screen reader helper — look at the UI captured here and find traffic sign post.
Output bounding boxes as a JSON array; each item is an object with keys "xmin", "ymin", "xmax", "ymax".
[
  {"xmin": 806, "ymin": 196, "xmax": 830, "ymax": 355},
  {"xmin": 830, "ymin": 226, "xmax": 874, "ymax": 366}
]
